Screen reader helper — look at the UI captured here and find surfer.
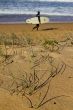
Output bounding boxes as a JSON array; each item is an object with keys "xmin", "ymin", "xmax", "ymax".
[{"xmin": 32, "ymin": 11, "xmax": 40, "ymax": 31}]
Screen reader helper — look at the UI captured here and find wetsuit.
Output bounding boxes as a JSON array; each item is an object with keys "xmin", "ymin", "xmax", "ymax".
[
  {"xmin": 36, "ymin": 13, "xmax": 40, "ymax": 23},
  {"xmin": 33, "ymin": 12, "xmax": 40, "ymax": 31}
]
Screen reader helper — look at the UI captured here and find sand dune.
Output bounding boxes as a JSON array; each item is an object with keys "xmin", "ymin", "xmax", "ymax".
[{"xmin": 0, "ymin": 23, "xmax": 73, "ymax": 110}]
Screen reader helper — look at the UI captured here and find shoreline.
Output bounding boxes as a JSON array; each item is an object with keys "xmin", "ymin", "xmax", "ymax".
[{"xmin": 0, "ymin": 22, "xmax": 73, "ymax": 25}]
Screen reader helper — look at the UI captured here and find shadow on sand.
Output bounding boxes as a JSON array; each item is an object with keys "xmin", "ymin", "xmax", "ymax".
[{"xmin": 42, "ymin": 28, "xmax": 58, "ymax": 31}]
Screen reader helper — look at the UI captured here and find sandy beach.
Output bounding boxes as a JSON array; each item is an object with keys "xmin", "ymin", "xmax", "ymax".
[
  {"xmin": 0, "ymin": 23, "xmax": 73, "ymax": 39},
  {"xmin": 0, "ymin": 23, "xmax": 73, "ymax": 110}
]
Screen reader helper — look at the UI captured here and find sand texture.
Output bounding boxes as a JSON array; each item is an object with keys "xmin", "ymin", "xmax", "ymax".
[{"xmin": 0, "ymin": 23, "xmax": 73, "ymax": 110}]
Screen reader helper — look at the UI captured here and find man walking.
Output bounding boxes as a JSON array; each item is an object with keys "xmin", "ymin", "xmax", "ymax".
[{"xmin": 32, "ymin": 11, "xmax": 40, "ymax": 31}]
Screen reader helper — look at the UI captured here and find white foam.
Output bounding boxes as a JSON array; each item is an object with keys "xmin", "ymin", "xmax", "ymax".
[
  {"xmin": 21, "ymin": 0, "xmax": 73, "ymax": 2},
  {"xmin": 0, "ymin": 8, "xmax": 73, "ymax": 16}
]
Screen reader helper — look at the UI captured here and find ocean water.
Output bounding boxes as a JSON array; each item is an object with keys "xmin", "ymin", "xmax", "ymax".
[{"xmin": 0, "ymin": 0, "xmax": 73, "ymax": 22}]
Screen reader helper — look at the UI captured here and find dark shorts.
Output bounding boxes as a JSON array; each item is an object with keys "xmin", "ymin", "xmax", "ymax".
[{"xmin": 36, "ymin": 24, "xmax": 39, "ymax": 26}]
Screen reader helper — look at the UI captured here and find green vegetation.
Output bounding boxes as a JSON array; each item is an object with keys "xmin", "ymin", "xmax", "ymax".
[{"xmin": 43, "ymin": 39, "xmax": 59, "ymax": 52}]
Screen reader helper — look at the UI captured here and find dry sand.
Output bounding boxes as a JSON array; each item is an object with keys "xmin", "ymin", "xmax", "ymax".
[
  {"xmin": 0, "ymin": 23, "xmax": 73, "ymax": 110},
  {"xmin": 0, "ymin": 23, "xmax": 73, "ymax": 39}
]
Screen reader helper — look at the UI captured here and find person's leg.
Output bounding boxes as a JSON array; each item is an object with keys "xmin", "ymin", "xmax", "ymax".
[
  {"xmin": 36, "ymin": 24, "xmax": 39, "ymax": 31},
  {"xmin": 32, "ymin": 25, "xmax": 37, "ymax": 30},
  {"xmin": 32, "ymin": 24, "xmax": 40, "ymax": 31}
]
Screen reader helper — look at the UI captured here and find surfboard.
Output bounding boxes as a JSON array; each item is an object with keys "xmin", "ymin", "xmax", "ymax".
[{"xmin": 26, "ymin": 17, "xmax": 49, "ymax": 24}]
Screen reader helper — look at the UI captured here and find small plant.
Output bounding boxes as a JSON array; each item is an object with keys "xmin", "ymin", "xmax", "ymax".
[
  {"xmin": 43, "ymin": 39, "xmax": 58, "ymax": 52},
  {"xmin": 26, "ymin": 37, "xmax": 33, "ymax": 45},
  {"xmin": 43, "ymin": 39, "xmax": 58, "ymax": 46},
  {"xmin": 0, "ymin": 47, "xmax": 3, "ymax": 57}
]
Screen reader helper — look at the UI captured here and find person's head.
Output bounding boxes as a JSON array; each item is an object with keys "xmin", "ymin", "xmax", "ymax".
[{"xmin": 37, "ymin": 11, "xmax": 40, "ymax": 14}]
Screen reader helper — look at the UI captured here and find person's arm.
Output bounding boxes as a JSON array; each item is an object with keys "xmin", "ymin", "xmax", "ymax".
[{"xmin": 36, "ymin": 13, "xmax": 41, "ymax": 23}]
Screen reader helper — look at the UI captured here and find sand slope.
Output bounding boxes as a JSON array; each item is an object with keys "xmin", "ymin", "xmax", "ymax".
[{"xmin": 0, "ymin": 23, "xmax": 73, "ymax": 110}]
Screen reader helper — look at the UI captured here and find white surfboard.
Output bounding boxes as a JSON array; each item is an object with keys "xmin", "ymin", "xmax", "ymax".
[{"xmin": 26, "ymin": 17, "xmax": 49, "ymax": 24}]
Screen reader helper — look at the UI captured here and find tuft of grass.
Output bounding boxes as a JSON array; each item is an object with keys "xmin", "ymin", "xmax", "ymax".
[
  {"xmin": 0, "ymin": 47, "xmax": 3, "ymax": 57},
  {"xmin": 43, "ymin": 39, "xmax": 58, "ymax": 51},
  {"xmin": 43, "ymin": 39, "xmax": 58, "ymax": 46}
]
